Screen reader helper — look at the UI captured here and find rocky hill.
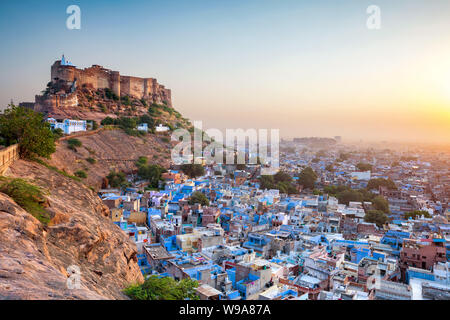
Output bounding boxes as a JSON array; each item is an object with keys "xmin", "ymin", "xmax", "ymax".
[
  {"xmin": 0, "ymin": 160, "xmax": 144, "ymax": 299},
  {"xmin": 38, "ymin": 83, "xmax": 192, "ymax": 127},
  {"xmin": 49, "ymin": 128, "xmax": 173, "ymax": 189}
]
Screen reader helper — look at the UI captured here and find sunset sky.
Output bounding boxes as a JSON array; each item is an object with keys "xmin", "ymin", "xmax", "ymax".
[{"xmin": 0, "ymin": 0, "xmax": 449, "ymax": 144}]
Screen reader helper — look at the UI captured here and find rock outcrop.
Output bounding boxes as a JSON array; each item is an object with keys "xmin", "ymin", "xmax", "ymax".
[{"xmin": 0, "ymin": 160, "xmax": 144, "ymax": 300}]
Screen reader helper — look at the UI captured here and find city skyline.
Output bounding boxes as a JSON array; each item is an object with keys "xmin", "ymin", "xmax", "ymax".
[{"xmin": 1, "ymin": 0, "xmax": 449, "ymax": 144}]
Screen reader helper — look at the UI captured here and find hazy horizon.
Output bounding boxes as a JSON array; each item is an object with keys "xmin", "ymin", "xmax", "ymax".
[{"xmin": 1, "ymin": 0, "xmax": 449, "ymax": 144}]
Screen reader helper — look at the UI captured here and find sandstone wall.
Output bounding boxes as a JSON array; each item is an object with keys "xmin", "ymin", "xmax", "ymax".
[
  {"xmin": 50, "ymin": 60, "xmax": 172, "ymax": 106},
  {"xmin": 0, "ymin": 144, "xmax": 19, "ymax": 175},
  {"xmin": 34, "ymin": 92, "xmax": 78, "ymax": 113}
]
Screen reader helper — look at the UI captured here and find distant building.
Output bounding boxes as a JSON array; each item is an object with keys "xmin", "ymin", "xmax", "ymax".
[
  {"xmin": 47, "ymin": 118, "xmax": 87, "ymax": 134},
  {"xmin": 137, "ymin": 123, "xmax": 148, "ymax": 132},
  {"xmin": 155, "ymin": 124, "xmax": 170, "ymax": 132},
  {"xmin": 60, "ymin": 54, "xmax": 75, "ymax": 67},
  {"xmin": 400, "ymin": 238, "xmax": 447, "ymax": 280},
  {"xmin": 351, "ymin": 171, "xmax": 371, "ymax": 181}
]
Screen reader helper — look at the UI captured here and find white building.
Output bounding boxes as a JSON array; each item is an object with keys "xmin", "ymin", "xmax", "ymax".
[
  {"xmin": 155, "ymin": 123, "xmax": 170, "ymax": 132},
  {"xmin": 137, "ymin": 123, "xmax": 148, "ymax": 132},
  {"xmin": 47, "ymin": 118, "xmax": 87, "ymax": 134}
]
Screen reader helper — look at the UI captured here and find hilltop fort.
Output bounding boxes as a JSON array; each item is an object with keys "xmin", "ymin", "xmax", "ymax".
[{"xmin": 22, "ymin": 56, "xmax": 173, "ymax": 121}]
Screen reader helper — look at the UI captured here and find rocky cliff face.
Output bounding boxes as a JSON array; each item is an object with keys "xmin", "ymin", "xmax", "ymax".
[
  {"xmin": 35, "ymin": 87, "xmax": 150, "ymax": 123},
  {"xmin": 0, "ymin": 160, "xmax": 144, "ymax": 300},
  {"xmin": 34, "ymin": 85, "xmax": 188, "ymax": 125}
]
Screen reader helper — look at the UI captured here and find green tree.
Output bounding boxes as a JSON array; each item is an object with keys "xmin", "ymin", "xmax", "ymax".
[
  {"xmin": 189, "ymin": 191, "xmax": 209, "ymax": 206},
  {"xmin": 139, "ymin": 114, "xmax": 155, "ymax": 128},
  {"xmin": 313, "ymin": 189, "xmax": 323, "ymax": 196},
  {"xmin": 106, "ymin": 171, "xmax": 128, "ymax": 188},
  {"xmin": 337, "ymin": 189, "xmax": 364, "ymax": 205},
  {"xmin": 136, "ymin": 156, "xmax": 148, "ymax": 167},
  {"xmin": 367, "ymin": 178, "xmax": 397, "ymax": 191},
  {"xmin": 259, "ymin": 175, "xmax": 275, "ymax": 190},
  {"xmin": 273, "ymin": 171, "xmax": 293, "ymax": 184},
  {"xmin": 0, "ymin": 105, "xmax": 55, "ymax": 159},
  {"xmin": 137, "ymin": 164, "xmax": 166, "ymax": 188},
  {"xmin": 180, "ymin": 164, "xmax": 205, "ymax": 178},
  {"xmin": 324, "ymin": 185, "xmax": 349, "ymax": 196},
  {"xmin": 101, "ymin": 117, "xmax": 115, "ymax": 125},
  {"xmin": 53, "ymin": 128, "xmax": 64, "ymax": 139},
  {"xmin": 259, "ymin": 171, "xmax": 298, "ymax": 194},
  {"xmin": 372, "ymin": 195, "xmax": 390, "ymax": 213},
  {"xmin": 276, "ymin": 181, "xmax": 297, "ymax": 194},
  {"xmin": 124, "ymin": 276, "xmax": 199, "ymax": 300},
  {"xmin": 297, "ymin": 167, "xmax": 317, "ymax": 189},
  {"xmin": 404, "ymin": 210, "xmax": 431, "ymax": 220},
  {"xmin": 364, "ymin": 210, "xmax": 389, "ymax": 227},
  {"xmin": 356, "ymin": 163, "xmax": 372, "ymax": 171}
]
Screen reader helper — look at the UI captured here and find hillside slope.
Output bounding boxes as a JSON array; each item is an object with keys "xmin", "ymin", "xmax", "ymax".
[
  {"xmin": 48, "ymin": 128, "xmax": 173, "ymax": 189},
  {"xmin": 0, "ymin": 160, "xmax": 144, "ymax": 299}
]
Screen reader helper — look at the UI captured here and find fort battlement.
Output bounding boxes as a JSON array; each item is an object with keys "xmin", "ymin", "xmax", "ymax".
[
  {"xmin": 0, "ymin": 144, "xmax": 20, "ymax": 175},
  {"xmin": 50, "ymin": 58, "xmax": 172, "ymax": 107}
]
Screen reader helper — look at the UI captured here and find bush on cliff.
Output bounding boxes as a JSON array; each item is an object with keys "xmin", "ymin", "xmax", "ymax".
[
  {"xmin": 104, "ymin": 88, "xmax": 119, "ymax": 101},
  {"xmin": 120, "ymin": 95, "xmax": 132, "ymax": 106},
  {"xmin": 86, "ymin": 157, "xmax": 97, "ymax": 164},
  {"xmin": 0, "ymin": 105, "xmax": 55, "ymax": 159},
  {"xmin": 67, "ymin": 138, "xmax": 82, "ymax": 151},
  {"xmin": 124, "ymin": 276, "xmax": 199, "ymax": 300},
  {"xmin": 0, "ymin": 177, "xmax": 50, "ymax": 225},
  {"xmin": 74, "ymin": 170, "xmax": 87, "ymax": 179}
]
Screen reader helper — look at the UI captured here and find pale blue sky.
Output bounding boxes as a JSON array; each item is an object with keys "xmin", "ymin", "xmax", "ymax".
[{"xmin": 1, "ymin": 0, "xmax": 449, "ymax": 143}]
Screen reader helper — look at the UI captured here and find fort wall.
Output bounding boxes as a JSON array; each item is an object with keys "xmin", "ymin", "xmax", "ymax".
[
  {"xmin": 50, "ymin": 60, "xmax": 172, "ymax": 106},
  {"xmin": 0, "ymin": 144, "xmax": 20, "ymax": 175},
  {"xmin": 34, "ymin": 92, "xmax": 78, "ymax": 113}
]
